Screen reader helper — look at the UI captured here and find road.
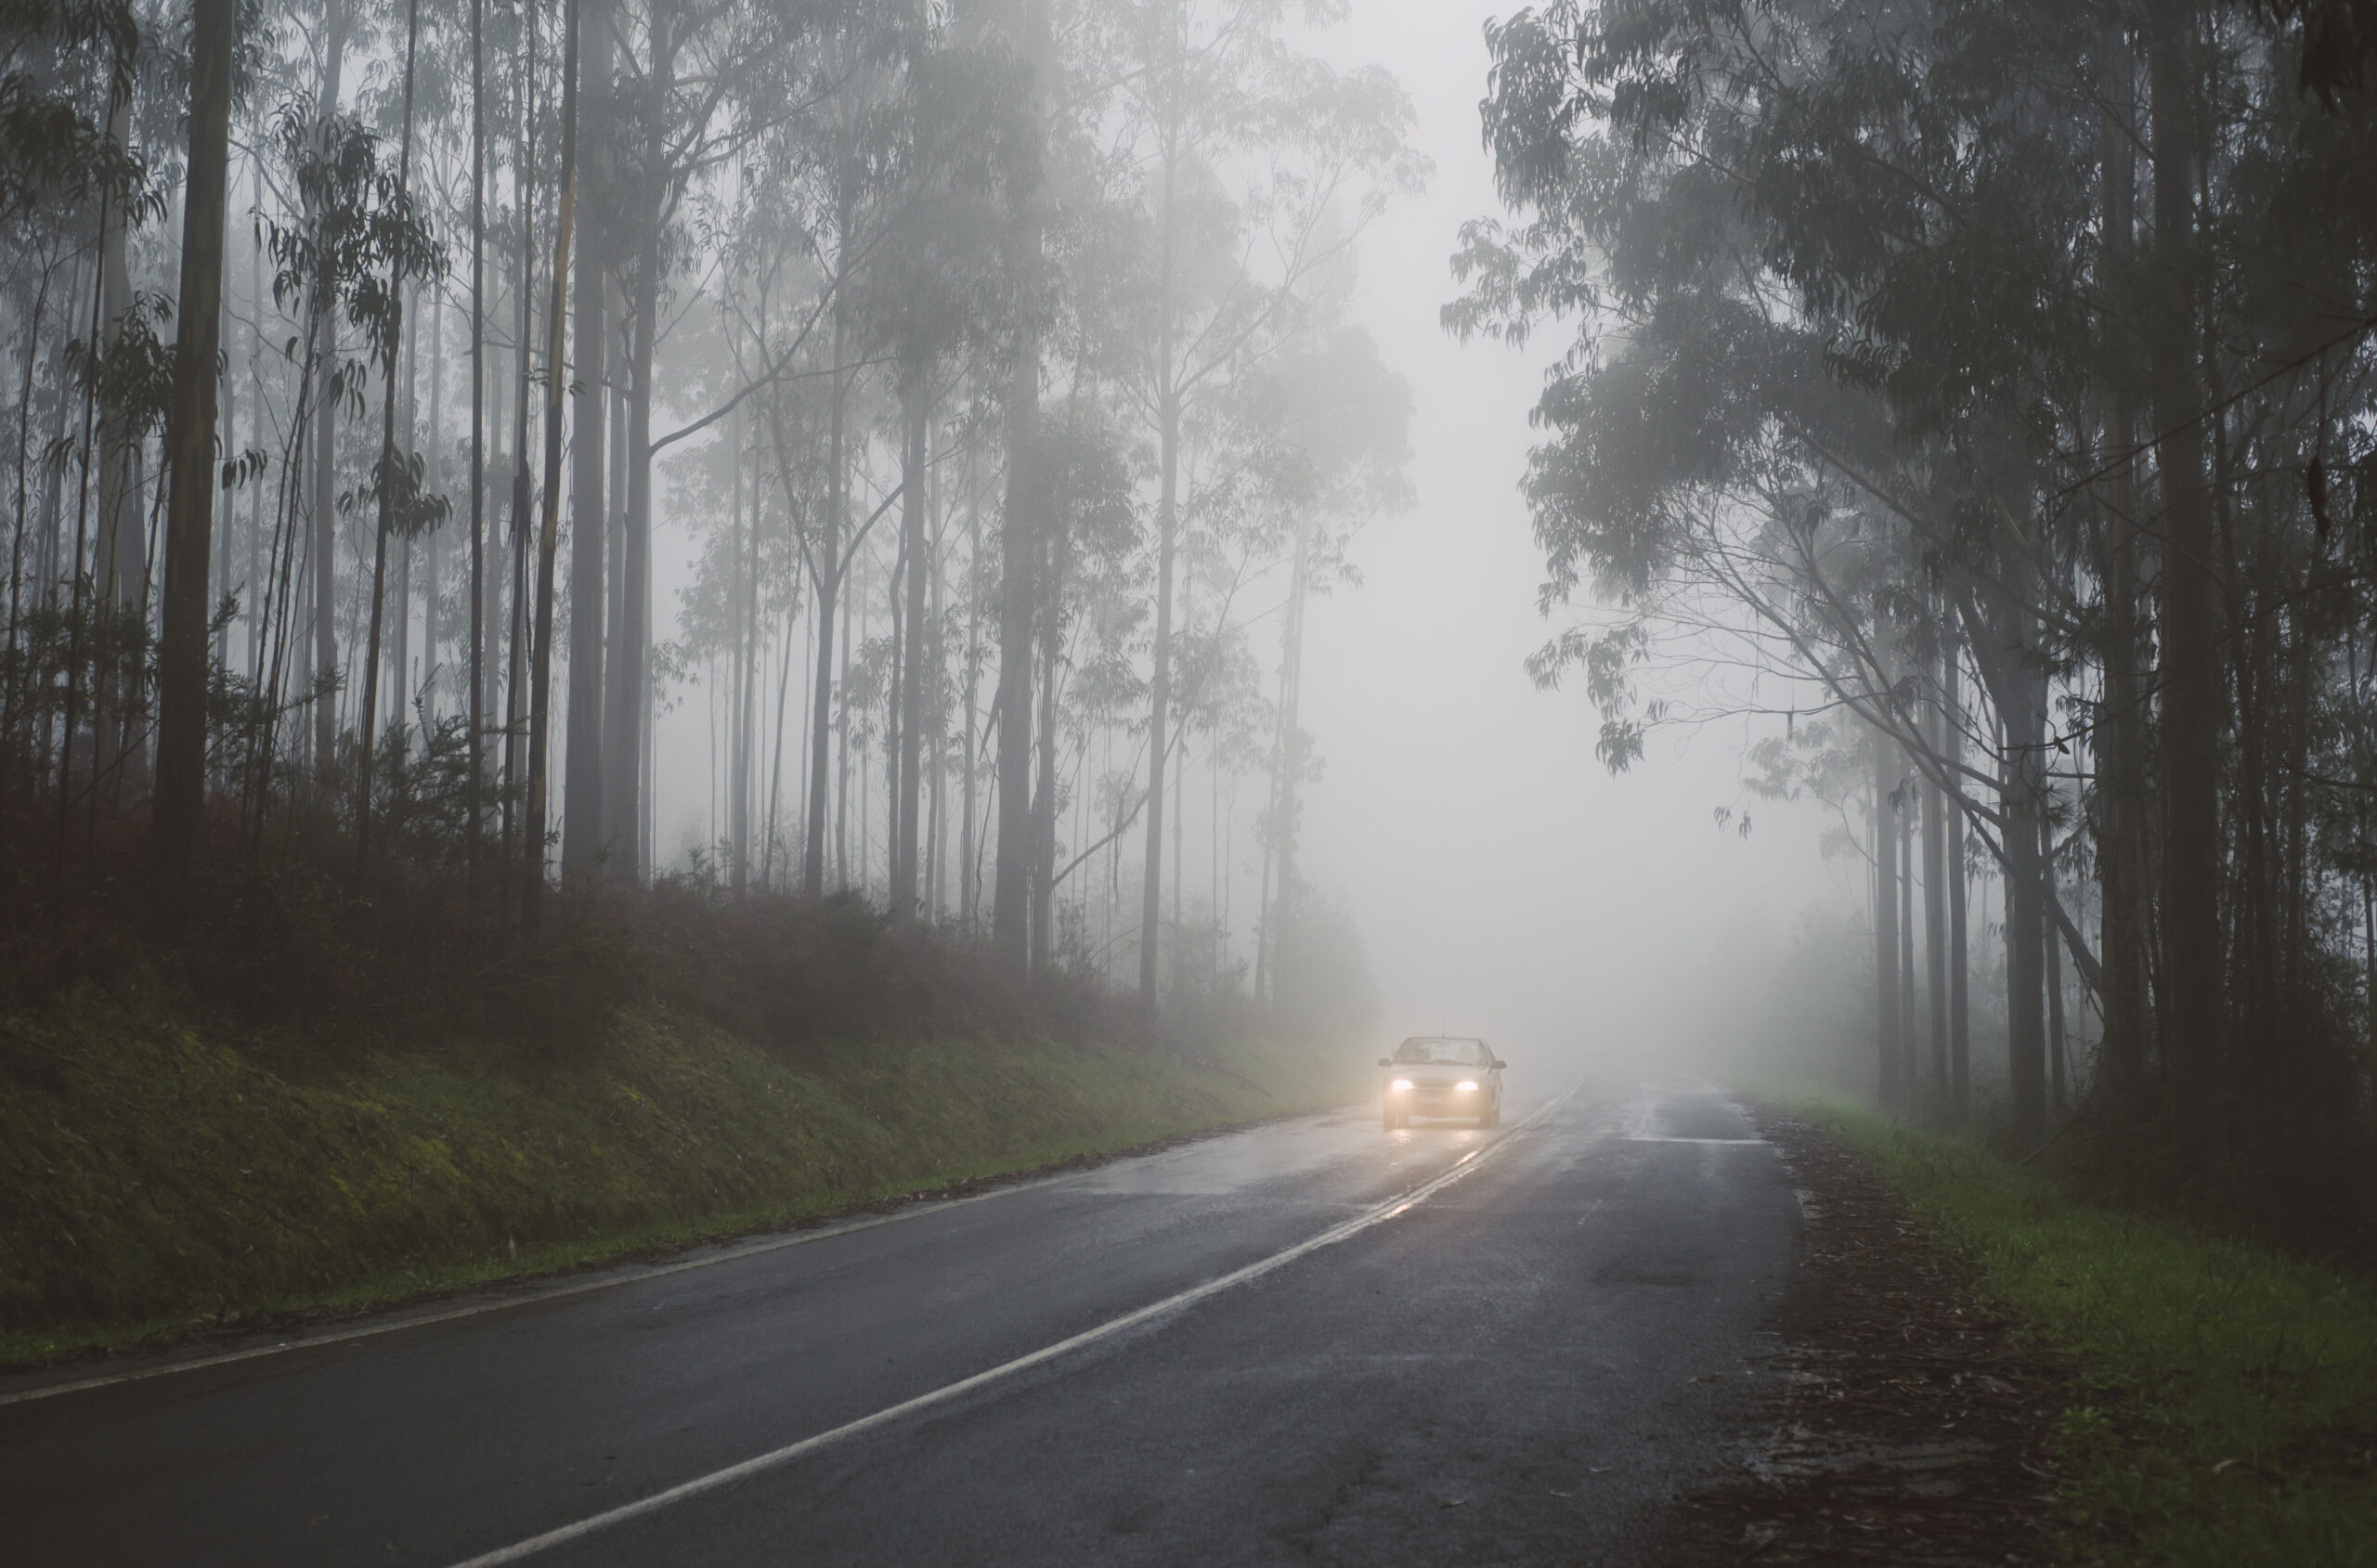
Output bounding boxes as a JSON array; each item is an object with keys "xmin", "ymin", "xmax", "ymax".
[{"xmin": 1, "ymin": 1077, "xmax": 1802, "ymax": 1566}]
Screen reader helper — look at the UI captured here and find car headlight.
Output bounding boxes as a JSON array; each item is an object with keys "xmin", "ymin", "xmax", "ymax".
[
  {"xmin": 1455, "ymin": 1081, "xmax": 1479, "ymax": 1092},
  {"xmin": 1389, "ymin": 1079, "xmax": 1414, "ymax": 1091}
]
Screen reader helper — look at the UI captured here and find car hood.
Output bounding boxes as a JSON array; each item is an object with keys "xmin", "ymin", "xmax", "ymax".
[{"xmin": 1387, "ymin": 1064, "xmax": 1483, "ymax": 1084}]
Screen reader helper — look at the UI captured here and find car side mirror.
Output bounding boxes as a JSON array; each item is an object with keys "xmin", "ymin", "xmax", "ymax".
[
  {"xmin": 1491, "ymin": 1059, "xmax": 1508, "ymax": 1069},
  {"xmin": 1377, "ymin": 1057, "xmax": 1393, "ymax": 1068}
]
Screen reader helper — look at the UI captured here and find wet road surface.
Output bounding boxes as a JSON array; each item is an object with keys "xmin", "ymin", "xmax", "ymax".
[{"xmin": 1, "ymin": 1078, "xmax": 1802, "ymax": 1565}]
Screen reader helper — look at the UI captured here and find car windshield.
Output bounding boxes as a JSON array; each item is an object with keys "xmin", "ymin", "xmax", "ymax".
[{"xmin": 1393, "ymin": 1038, "xmax": 1489, "ymax": 1066}]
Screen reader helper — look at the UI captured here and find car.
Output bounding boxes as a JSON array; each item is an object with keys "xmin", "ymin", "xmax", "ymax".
[{"xmin": 1378, "ymin": 1036, "xmax": 1506, "ymax": 1129}]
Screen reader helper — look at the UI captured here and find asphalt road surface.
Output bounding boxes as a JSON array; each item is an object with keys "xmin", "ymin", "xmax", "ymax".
[{"xmin": 1, "ymin": 1077, "xmax": 1803, "ymax": 1566}]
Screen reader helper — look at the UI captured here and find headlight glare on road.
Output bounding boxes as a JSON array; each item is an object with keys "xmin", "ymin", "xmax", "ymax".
[
  {"xmin": 1390, "ymin": 1079, "xmax": 1414, "ymax": 1091},
  {"xmin": 1456, "ymin": 1081, "xmax": 1479, "ymax": 1092}
]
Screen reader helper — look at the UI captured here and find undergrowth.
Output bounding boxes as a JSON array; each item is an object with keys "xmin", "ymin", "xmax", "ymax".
[{"xmin": 1806, "ymin": 1102, "xmax": 2377, "ymax": 1568}]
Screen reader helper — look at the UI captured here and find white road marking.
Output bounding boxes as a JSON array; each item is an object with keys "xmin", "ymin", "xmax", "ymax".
[
  {"xmin": 1623, "ymin": 1136, "xmax": 1767, "ymax": 1145},
  {"xmin": 440, "ymin": 1080, "xmax": 1587, "ymax": 1568},
  {"xmin": 0, "ymin": 1165, "xmax": 1124, "ymax": 1411}
]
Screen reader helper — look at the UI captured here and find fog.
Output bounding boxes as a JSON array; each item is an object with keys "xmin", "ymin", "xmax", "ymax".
[
  {"xmin": 12, "ymin": 0, "xmax": 1896, "ymax": 1095},
  {"xmin": 1292, "ymin": 1, "xmax": 1840, "ymax": 1067},
  {"xmin": 608, "ymin": 0, "xmax": 1855, "ymax": 1076}
]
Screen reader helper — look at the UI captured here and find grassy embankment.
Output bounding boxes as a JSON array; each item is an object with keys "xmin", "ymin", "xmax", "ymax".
[
  {"xmin": 1807, "ymin": 1104, "xmax": 2377, "ymax": 1567},
  {"xmin": 0, "ymin": 994, "xmax": 1356, "ymax": 1367}
]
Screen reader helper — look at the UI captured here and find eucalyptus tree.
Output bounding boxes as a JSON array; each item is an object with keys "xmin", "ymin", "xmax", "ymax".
[
  {"xmin": 303, "ymin": 0, "xmax": 353, "ymax": 777},
  {"xmin": 1450, "ymin": 0, "xmax": 2111, "ymax": 1140},
  {"xmin": 1, "ymin": 0, "xmax": 158, "ymax": 830},
  {"xmin": 1020, "ymin": 391, "xmax": 1139, "ymax": 968},
  {"xmin": 586, "ymin": 0, "xmax": 850, "ymax": 882},
  {"xmin": 968, "ymin": 0, "xmax": 1048, "ymax": 977},
  {"xmin": 556, "ymin": 0, "xmax": 617, "ymax": 878},
  {"xmin": 153, "ymin": 0, "xmax": 238, "ymax": 871},
  {"xmin": 604, "ymin": 0, "xmax": 775, "ymax": 881},
  {"xmin": 838, "ymin": 32, "xmax": 1020, "ymax": 918},
  {"xmin": 352, "ymin": 0, "xmax": 443, "ymax": 881},
  {"xmin": 1086, "ymin": 0, "xmax": 1422, "ymax": 1012},
  {"xmin": 711, "ymin": 2, "xmax": 1026, "ymax": 904},
  {"xmin": 1459, "ymin": 0, "xmax": 2377, "ymax": 1183},
  {"xmin": 522, "ymin": 0, "xmax": 583, "ymax": 937},
  {"xmin": 1229, "ymin": 321, "xmax": 1408, "ymax": 1004}
]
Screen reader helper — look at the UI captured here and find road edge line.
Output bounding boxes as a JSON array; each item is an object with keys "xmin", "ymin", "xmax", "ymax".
[
  {"xmin": 439, "ymin": 1079, "xmax": 1586, "ymax": 1568},
  {"xmin": 0, "ymin": 1163, "xmax": 1125, "ymax": 1410}
]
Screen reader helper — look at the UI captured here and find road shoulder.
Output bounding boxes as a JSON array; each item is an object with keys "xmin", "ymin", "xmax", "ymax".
[{"xmin": 1667, "ymin": 1103, "xmax": 2066, "ymax": 1566}]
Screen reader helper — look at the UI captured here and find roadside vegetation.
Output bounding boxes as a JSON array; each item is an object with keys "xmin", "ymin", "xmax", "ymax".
[
  {"xmin": 0, "ymin": 836, "xmax": 1372, "ymax": 1367},
  {"xmin": 1809, "ymin": 1103, "xmax": 2377, "ymax": 1568},
  {"xmin": 0, "ymin": 988, "xmax": 1349, "ymax": 1367}
]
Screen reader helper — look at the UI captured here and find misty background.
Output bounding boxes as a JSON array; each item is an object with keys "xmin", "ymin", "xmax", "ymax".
[{"xmin": 579, "ymin": 0, "xmax": 1870, "ymax": 1078}]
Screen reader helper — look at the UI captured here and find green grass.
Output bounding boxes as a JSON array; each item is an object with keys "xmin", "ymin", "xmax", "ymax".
[
  {"xmin": 0, "ymin": 991, "xmax": 1357, "ymax": 1366},
  {"xmin": 1805, "ymin": 1102, "xmax": 2377, "ymax": 1567}
]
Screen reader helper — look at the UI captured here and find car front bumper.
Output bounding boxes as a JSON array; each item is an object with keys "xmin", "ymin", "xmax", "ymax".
[{"xmin": 1386, "ymin": 1084, "xmax": 1487, "ymax": 1114}]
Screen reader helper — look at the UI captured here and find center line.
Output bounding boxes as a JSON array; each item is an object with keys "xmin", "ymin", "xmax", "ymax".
[{"xmin": 442, "ymin": 1080, "xmax": 1585, "ymax": 1568}]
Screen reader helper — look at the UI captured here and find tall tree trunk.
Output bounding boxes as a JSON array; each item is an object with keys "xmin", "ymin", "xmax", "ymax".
[
  {"xmin": 502, "ymin": 0, "xmax": 540, "ymax": 890},
  {"xmin": 1030, "ymin": 514, "xmax": 1064, "ymax": 973},
  {"xmin": 834, "ymin": 592, "xmax": 851, "ymax": 888},
  {"xmin": 927, "ymin": 467, "xmax": 946, "ymax": 919},
  {"xmin": 467, "ymin": 0, "xmax": 487, "ymax": 906},
  {"xmin": 803, "ymin": 298, "xmax": 848, "ymax": 896},
  {"xmin": 991, "ymin": 0, "xmax": 1048, "ymax": 974},
  {"xmin": 1137, "ymin": 135, "xmax": 1181, "ymax": 1018},
  {"xmin": 35, "ymin": 259, "xmax": 85, "ymax": 612},
  {"xmin": 762, "ymin": 546, "xmax": 799, "ymax": 888},
  {"xmin": 892, "ymin": 349, "xmax": 929, "ymax": 919},
  {"xmin": 421, "ymin": 287, "xmax": 444, "ymax": 721},
  {"xmin": 1875, "ymin": 719, "xmax": 1903, "ymax": 1108},
  {"xmin": 1266, "ymin": 509, "xmax": 1313, "ymax": 1009},
  {"xmin": 150, "ymin": 0, "xmax": 238, "ymax": 874},
  {"xmin": 55, "ymin": 249, "xmax": 109, "ymax": 868},
  {"xmin": 354, "ymin": 0, "xmax": 423, "ymax": 883},
  {"xmin": 602, "ymin": 308, "xmax": 627, "ymax": 851},
  {"xmin": 560, "ymin": 0, "xmax": 613, "ymax": 876},
  {"xmin": 524, "ymin": 0, "xmax": 582, "ymax": 938},
  {"xmin": 311, "ymin": 0, "xmax": 350, "ymax": 778},
  {"xmin": 2146, "ymin": 0, "xmax": 2226, "ymax": 1168},
  {"xmin": 394, "ymin": 295, "xmax": 421, "ymax": 733},
  {"xmin": 1947, "ymin": 642, "xmax": 1970, "ymax": 1112},
  {"xmin": 2095, "ymin": 20, "xmax": 2146, "ymax": 1128},
  {"xmin": 2001, "ymin": 650, "xmax": 2050, "ymax": 1146},
  {"xmin": 93, "ymin": 87, "xmax": 137, "ymax": 791},
  {"xmin": 732, "ymin": 407, "xmax": 755, "ymax": 891},
  {"xmin": 213, "ymin": 199, "xmax": 235, "ymax": 736},
  {"xmin": 887, "ymin": 547, "xmax": 902, "ymax": 892},
  {"xmin": 1958, "ymin": 562, "xmax": 2051, "ymax": 1146},
  {"xmin": 1924, "ymin": 636, "xmax": 1950, "ymax": 1105},
  {"xmin": 2046, "ymin": 812, "xmax": 2069, "ymax": 1114},
  {"xmin": 423, "ymin": 288, "xmax": 444, "ymax": 719},
  {"xmin": 1137, "ymin": 391, "xmax": 1177, "ymax": 1011},
  {"xmin": 5, "ymin": 257, "xmax": 55, "ymax": 791},
  {"xmin": 1901, "ymin": 780, "xmax": 1917, "ymax": 1095},
  {"xmin": 961, "ymin": 447, "xmax": 981, "ymax": 932},
  {"xmin": 246, "ymin": 161, "xmax": 266, "ymax": 692},
  {"xmin": 610, "ymin": 28, "xmax": 664, "ymax": 886},
  {"xmin": 2098, "ymin": 421, "xmax": 2146, "ymax": 1123}
]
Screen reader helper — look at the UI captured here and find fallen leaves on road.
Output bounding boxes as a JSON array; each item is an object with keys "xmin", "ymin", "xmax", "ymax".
[{"xmin": 1673, "ymin": 1106, "xmax": 2066, "ymax": 1567}]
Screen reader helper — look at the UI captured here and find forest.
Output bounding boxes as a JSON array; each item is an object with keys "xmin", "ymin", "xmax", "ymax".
[
  {"xmin": 1453, "ymin": 0, "xmax": 2377, "ymax": 1238},
  {"xmin": 0, "ymin": 0, "xmax": 1421, "ymax": 1030},
  {"xmin": 14, "ymin": 0, "xmax": 2377, "ymax": 1549},
  {"xmin": 14, "ymin": 0, "xmax": 2377, "ymax": 1249}
]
